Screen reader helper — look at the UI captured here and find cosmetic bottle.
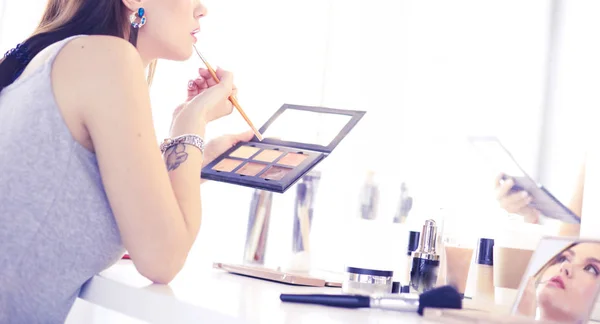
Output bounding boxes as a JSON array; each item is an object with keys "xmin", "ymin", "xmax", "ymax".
[
  {"xmin": 292, "ymin": 171, "xmax": 320, "ymax": 254},
  {"xmin": 393, "ymin": 182, "xmax": 413, "ymax": 224},
  {"xmin": 434, "ymin": 209, "xmax": 448, "ymax": 288},
  {"xmin": 243, "ymin": 190, "xmax": 273, "ymax": 265},
  {"xmin": 403, "ymin": 231, "xmax": 420, "ymax": 292},
  {"xmin": 473, "ymin": 238, "xmax": 495, "ymax": 304},
  {"xmin": 286, "ymin": 171, "xmax": 321, "ymax": 272},
  {"xmin": 410, "ymin": 219, "xmax": 440, "ymax": 293},
  {"xmin": 359, "ymin": 170, "xmax": 379, "ymax": 220}
]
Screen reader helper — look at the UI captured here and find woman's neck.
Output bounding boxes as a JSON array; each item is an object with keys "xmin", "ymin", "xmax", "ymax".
[
  {"xmin": 136, "ymin": 43, "xmax": 154, "ymax": 68},
  {"xmin": 539, "ymin": 309, "xmax": 579, "ymax": 324},
  {"xmin": 123, "ymin": 31, "xmax": 154, "ymax": 68}
]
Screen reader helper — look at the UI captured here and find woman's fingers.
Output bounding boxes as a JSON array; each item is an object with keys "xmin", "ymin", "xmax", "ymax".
[
  {"xmin": 499, "ymin": 191, "xmax": 532, "ymax": 213},
  {"xmin": 198, "ymin": 68, "xmax": 219, "ymax": 87},
  {"xmin": 495, "ymin": 178, "xmax": 514, "ymax": 200},
  {"xmin": 495, "ymin": 173, "xmax": 505, "ymax": 188},
  {"xmin": 187, "ymin": 77, "xmax": 209, "ymax": 101}
]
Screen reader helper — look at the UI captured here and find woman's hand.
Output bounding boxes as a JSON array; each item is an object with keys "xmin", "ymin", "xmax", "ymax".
[
  {"xmin": 202, "ymin": 131, "xmax": 254, "ymax": 167},
  {"xmin": 187, "ymin": 68, "xmax": 237, "ymax": 122},
  {"xmin": 495, "ymin": 174, "xmax": 541, "ymax": 223},
  {"xmin": 169, "ymin": 67, "xmax": 236, "ymax": 137},
  {"xmin": 200, "ymin": 131, "xmax": 255, "ymax": 183},
  {"xmin": 516, "ymin": 276, "xmax": 538, "ymax": 317}
]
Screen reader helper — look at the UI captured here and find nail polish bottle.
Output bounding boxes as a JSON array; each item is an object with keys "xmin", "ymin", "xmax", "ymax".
[{"xmin": 409, "ymin": 219, "xmax": 440, "ymax": 293}]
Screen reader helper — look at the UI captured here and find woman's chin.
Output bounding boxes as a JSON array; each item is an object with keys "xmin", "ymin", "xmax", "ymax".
[
  {"xmin": 161, "ymin": 46, "xmax": 194, "ymax": 62},
  {"xmin": 538, "ymin": 288, "xmax": 561, "ymax": 306},
  {"xmin": 173, "ymin": 50, "xmax": 194, "ymax": 62}
]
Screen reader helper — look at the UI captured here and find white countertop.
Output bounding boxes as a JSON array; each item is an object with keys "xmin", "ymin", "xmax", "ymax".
[{"xmin": 79, "ymin": 260, "xmax": 432, "ymax": 324}]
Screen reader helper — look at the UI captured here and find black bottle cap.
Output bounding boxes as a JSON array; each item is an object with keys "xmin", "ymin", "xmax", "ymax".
[
  {"xmin": 477, "ymin": 238, "xmax": 494, "ymax": 266},
  {"xmin": 407, "ymin": 231, "xmax": 420, "ymax": 256},
  {"xmin": 392, "ymin": 281, "xmax": 401, "ymax": 293}
]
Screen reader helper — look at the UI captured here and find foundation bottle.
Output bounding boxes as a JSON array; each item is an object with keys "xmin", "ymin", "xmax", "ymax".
[{"xmin": 473, "ymin": 238, "xmax": 495, "ymax": 304}]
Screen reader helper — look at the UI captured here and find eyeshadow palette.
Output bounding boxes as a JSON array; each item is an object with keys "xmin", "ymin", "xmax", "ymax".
[{"xmin": 201, "ymin": 103, "xmax": 365, "ymax": 193}]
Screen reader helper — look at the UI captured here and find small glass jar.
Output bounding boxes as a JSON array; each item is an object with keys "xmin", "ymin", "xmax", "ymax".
[{"xmin": 342, "ymin": 267, "xmax": 394, "ymax": 295}]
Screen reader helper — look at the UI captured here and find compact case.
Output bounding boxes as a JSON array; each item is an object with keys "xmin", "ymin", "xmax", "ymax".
[{"xmin": 201, "ymin": 103, "xmax": 366, "ymax": 193}]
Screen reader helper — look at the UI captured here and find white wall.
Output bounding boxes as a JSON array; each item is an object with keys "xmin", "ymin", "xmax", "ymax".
[
  {"xmin": 544, "ymin": 1, "xmax": 600, "ymax": 239},
  {"xmin": 537, "ymin": 0, "xmax": 600, "ymax": 203}
]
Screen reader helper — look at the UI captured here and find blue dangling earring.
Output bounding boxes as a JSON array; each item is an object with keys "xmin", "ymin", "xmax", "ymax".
[
  {"xmin": 128, "ymin": 8, "xmax": 146, "ymax": 46},
  {"xmin": 130, "ymin": 8, "xmax": 147, "ymax": 29}
]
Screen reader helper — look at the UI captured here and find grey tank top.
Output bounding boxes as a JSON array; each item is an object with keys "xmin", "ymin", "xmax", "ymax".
[{"xmin": 0, "ymin": 36, "xmax": 124, "ymax": 323}]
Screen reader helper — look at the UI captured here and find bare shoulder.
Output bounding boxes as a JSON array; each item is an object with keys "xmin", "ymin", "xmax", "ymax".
[
  {"xmin": 52, "ymin": 35, "xmax": 150, "ymax": 118},
  {"xmin": 55, "ymin": 35, "xmax": 142, "ymax": 73},
  {"xmin": 53, "ymin": 35, "xmax": 145, "ymax": 88}
]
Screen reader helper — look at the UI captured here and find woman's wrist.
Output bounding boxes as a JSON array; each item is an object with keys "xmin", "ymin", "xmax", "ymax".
[
  {"xmin": 170, "ymin": 105, "xmax": 209, "ymax": 138},
  {"xmin": 160, "ymin": 134, "xmax": 206, "ymax": 155}
]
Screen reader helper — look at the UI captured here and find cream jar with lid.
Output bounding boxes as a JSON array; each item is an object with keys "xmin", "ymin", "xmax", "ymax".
[{"xmin": 342, "ymin": 266, "xmax": 394, "ymax": 295}]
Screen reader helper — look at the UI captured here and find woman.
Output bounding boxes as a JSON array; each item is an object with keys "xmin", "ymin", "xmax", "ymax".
[
  {"xmin": 0, "ymin": 0, "xmax": 254, "ymax": 322},
  {"xmin": 516, "ymin": 242, "xmax": 600, "ymax": 323},
  {"xmin": 495, "ymin": 159, "xmax": 585, "ymax": 236}
]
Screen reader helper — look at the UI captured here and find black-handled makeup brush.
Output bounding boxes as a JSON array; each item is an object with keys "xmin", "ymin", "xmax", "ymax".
[{"xmin": 280, "ymin": 285, "xmax": 462, "ymax": 315}]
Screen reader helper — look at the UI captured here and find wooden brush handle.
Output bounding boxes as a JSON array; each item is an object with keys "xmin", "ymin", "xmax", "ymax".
[{"xmin": 199, "ymin": 56, "xmax": 263, "ymax": 140}]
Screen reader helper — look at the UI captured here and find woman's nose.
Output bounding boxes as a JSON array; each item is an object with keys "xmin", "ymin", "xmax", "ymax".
[
  {"xmin": 194, "ymin": 1, "xmax": 208, "ymax": 20},
  {"xmin": 560, "ymin": 262, "xmax": 572, "ymax": 277}
]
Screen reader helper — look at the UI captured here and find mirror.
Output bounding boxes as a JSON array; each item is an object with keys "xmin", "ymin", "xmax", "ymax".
[
  {"xmin": 468, "ymin": 137, "xmax": 527, "ymax": 178},
  {"xmin": 262, "ymin": 108, "xmax": 352, "ymax": 147},
  {"xmin": 512, "ymin": 237, "xmax": 600, "ymax": 324}
]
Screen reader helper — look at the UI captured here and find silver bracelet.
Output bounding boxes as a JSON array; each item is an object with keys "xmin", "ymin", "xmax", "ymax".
[{"xmin": 160, "ymin": 134, "xmax": 205, "ymax": 154}]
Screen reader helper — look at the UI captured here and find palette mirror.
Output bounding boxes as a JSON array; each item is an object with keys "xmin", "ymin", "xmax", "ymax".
[
  {"xmin": 261, "ymin": 108, "xmax": 353, "ymax": 147},
  {"xmin": 512, "ymin": 236, "xmax": 600, "ymax": 324},
  {"xmin": 201, "ymin": 103, "xmax": 366, "ymax": 193}
]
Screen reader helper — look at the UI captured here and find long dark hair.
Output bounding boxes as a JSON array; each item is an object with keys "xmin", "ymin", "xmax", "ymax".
[{"xmin": 0, "ymin": 0, "xmax": 156, "ymax": 93}]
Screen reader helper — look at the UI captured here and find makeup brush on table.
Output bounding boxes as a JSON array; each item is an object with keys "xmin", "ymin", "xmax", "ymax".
[
  {"xmin": 280, "ymin": 285, "xmax": 462, "ymax": 315},
  {"xmin": 192, "ymin": 46, "xmax": 263, "ymax": 141}
]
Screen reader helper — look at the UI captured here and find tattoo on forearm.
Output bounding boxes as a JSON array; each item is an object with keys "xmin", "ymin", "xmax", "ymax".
[{"xmin": 165, "ymin": 143, "xmax": 189, "ymax": 171}]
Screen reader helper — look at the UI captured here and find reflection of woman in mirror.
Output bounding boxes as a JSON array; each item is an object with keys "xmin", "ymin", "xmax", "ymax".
[{"xmin": 516, "ymin": 242, "xmax": 600, "ymax": 323}]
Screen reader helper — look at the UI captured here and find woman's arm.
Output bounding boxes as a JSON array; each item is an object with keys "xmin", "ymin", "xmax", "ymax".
[
  {"xmin": 559, "ymin": 159, "xmax": 586, "ymax": 237},
  {"xmin": 53, "ymin": 36, "xmax": 207, "ymax": 283}
]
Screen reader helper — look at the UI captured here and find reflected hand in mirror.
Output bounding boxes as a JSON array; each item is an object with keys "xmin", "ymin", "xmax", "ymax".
[
  {"xmin": 516, "ymin": 276, "xmax": 537, "ymax": 318},
  {"xmin": 495, "ymin": 174, "xmax": 540, "ymax": 223},
  {"xmin": 513, "ymin": 239, "xmax": 600, "ymax": 324}
]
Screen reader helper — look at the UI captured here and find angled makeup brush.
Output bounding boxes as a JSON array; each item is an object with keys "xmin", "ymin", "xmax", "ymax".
[
  {"xmin": 280, "ymin": 285, "xmax": 462, "ymax": 315},
  {"xmin": 192, "ymin": 46, "xmax": 263, "ymax": 141}
]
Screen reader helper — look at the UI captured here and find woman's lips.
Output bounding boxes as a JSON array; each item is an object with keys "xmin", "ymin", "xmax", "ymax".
[
  {"xmin": 191, "ymin": 29, "xmax": 200, "ymax": 43},
  {"xmin": 548, "ymin": 276, "xmax": 566, "ymax": 289}
]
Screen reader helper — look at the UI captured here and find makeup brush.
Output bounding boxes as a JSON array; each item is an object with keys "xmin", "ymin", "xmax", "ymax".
[
  {"xmin": 280, "ymin": 285, "xmax": 462, "ymax": 315},
  {"xmin": 192, "ymin": 46, "xmax": 263, "ymax": 141}
]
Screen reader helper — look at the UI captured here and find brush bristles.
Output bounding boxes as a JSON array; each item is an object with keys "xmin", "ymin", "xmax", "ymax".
[{"xmin": 418, "ymin": 285, "xmax": 463, "ymax": 316}]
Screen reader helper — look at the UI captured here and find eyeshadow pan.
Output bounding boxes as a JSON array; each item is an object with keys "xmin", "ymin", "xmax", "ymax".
[
  {"xmin": 230, "ymin": 145, "xmax": 260, "ymax": 159},
  {"xmin": 212, "ymin": 158, "xmax": 243, "ymax": 172},
  {"xmin": 260, "ymin": 166, "xmax": 291, "ymax": 181},
  {"xmin": 253, "ymin": 149, "xmax": 283, "ymax": 162},
  {"xmin": 277, "ymin": 152, "xmax": 307, "ymax": 167},
  {"xmin": 235, "ymin": 162, "xmax": 267, "ymax": 177}
]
